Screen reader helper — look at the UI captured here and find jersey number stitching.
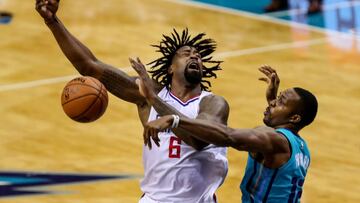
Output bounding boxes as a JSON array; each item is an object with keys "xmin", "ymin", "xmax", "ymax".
[
  {"xmin": 288, "ymin": 177, "xmax": 304, "ymax": 203},
  {"xmin": 169, "ymin": 136, "xmax": 181, "ymax": 158}
]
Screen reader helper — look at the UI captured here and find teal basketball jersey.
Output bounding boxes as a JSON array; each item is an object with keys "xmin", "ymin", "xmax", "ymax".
[{"xmin": 240, "ymin": 128, "xmax": 310, "ymax": 203}]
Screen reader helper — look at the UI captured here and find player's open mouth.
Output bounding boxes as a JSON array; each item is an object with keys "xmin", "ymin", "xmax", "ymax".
[{"xmin": 187, "ymin": 61, "xmax": 200, "ymax": 70}]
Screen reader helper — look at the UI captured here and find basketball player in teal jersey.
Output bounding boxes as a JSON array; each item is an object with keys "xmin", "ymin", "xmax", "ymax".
[{"xmin": 131, "ymin": 63, "xmax": 318, "ymax": 203}]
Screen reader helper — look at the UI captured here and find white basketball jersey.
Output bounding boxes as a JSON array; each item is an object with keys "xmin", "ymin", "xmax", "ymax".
[{"xmin": 140, "ymin": 87, "xmax": 228, "ymax": 203}]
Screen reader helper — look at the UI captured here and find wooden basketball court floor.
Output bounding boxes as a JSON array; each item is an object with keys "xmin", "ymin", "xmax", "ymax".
[{"xmin": 0, "ymin": 0, "xmax": 359, "ymax": 202}]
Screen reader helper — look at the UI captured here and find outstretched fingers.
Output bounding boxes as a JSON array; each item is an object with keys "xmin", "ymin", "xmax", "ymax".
[
  {"xmin": 129, "ymin": 57, "xmax": 156, "ymax": 99},
  {"xmin": 144, "ymin": 127, "xmax": 152, "ymax": 150},
  {"xmin": 259, "ymin": 65, "xmax": 272, "ymax": 77},
  {"xmin": 143, "ymin": 126, "xmax": 161, "ymax": 149},
  {"xmin": 143, "ymin": 129, "xmax": 148, "ymax": 146},
  {"xmin": 129, "ymin": 57, "xmax": 146, "ymax": 75},
  {"xmin": 259, "ymin": 65, "xmax": 279, "ymax": 84},
  {"xmin": 258, "ymin": 77, "xmax": 269, "ymax": 83},
  {"xmin": 259, "ymin": 65, "xmax": 271, "ymax": 82},
  {"xmin": 150, "ymin": 128, "xmax": 161, "ymax": 147}
]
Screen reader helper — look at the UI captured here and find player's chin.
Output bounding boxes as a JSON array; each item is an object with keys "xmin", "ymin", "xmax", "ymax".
[
  {"xmin": 184, "ymin": 69, "xmax": 202, "ymax": 84},
  {"xmin": 263, "ymin": 117, "xmax": 271, "ymax": 127}
]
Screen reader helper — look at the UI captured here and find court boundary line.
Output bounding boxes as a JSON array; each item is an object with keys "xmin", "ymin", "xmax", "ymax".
[
  {"xmin": 0, "ymin": 38, "xmax": 328, "ymax": 92},
  {"xmin": 164, "ymin": 0, "xmax": 360, "ymax": 41},
  {"xmin": 214, "ymin": 38, "xmax": 327, "ymax": 58}
]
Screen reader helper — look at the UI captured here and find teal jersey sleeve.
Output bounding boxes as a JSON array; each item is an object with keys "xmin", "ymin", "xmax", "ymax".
[{"xmin": 240, "ymin": 128, "xmax": 311, "ymax": 203}]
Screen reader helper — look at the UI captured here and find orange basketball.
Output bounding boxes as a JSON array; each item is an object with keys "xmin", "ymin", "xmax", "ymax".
[{"xmin": 61, "ymin": 76, "xmax": 108, "ymax": 123}]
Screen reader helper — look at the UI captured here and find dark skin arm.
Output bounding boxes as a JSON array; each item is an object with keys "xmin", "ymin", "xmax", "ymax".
[
  {"xmin": 145, "ymin": 116, "xmax": 288, "ymax": 154},
  {"xmin": 35, "ymin": 0, "xmax": 148, "ymax": 106},
  {"xmin": 130, "ymin": 58, "xmax": 229, "ymax": 150}
]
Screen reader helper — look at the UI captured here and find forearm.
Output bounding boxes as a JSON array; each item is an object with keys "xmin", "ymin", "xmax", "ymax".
[
  {"xmin": 178, "ymin": 119, "xmax": 279, "ymax": 152},
  {"xmin": 101, "ymin": 66, "xmax": 149, "ymax": 104},
  {"xmin": 150, "ymin": 95, "xmax": 185, "ymax": 117},
  {"xmin": 45, "ymin": 17, "xmax": 146, "ymax": 103},
  {"xmin": 178, "ymin": 117, "xmax": 235, "ymax": 147},
  {"xmin": 150, "ymin": 96, "xmax": 208, "ymax": 150},
  {"xmin": 45, "ymin": 16, "xmax": 98, "ymax": 76}
]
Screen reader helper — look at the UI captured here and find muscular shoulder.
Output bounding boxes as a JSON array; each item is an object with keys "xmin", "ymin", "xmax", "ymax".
[
  {"xmin": 254, "ymin": 126, "xmax": 291, "ymax": 154},
  {"xmin": 198, "ymin": 94, "xmax": 229, "ymax": 125},
  {"xmin": 200, "ymin": 94, "xmax": 229, "ymax": 108}
]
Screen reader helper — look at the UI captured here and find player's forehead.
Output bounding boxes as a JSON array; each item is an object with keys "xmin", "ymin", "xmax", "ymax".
[
  {"xmin": 176, "ymin": 46, "xmax": 198, "ymax": 53},
  {"xmin": 280, "ymin": 88, "xmax": 300, "ymax": 101}
]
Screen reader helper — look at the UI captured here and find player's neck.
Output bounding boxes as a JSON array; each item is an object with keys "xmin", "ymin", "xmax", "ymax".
[
  {"xmin": 170, "ymin": 81, "xmax": 201, "ymax": 103},
  {"xmin": 275, "ymin": 124, "xmax": 300, "ymax": 134}
]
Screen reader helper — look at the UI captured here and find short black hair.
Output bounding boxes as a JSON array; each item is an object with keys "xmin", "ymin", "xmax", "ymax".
[
  {"xmin": 148, "ymin": 28, "xmax": 222, "ymax": 91},
  {"xmin": 294, "ymin": 87, "xmax": 318, "ymax": 128}
]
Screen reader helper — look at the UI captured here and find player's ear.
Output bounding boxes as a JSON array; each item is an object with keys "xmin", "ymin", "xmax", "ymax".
[
  {"xmin": 168, "ymin": 65, "xmax": 174, "ymax": 75},
  {"xmin": 289, "ymin": 114, "xmax": 301, "ymax": 124}
]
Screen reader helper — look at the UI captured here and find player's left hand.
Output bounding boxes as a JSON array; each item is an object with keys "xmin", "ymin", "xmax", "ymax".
[
  {"xmin": 35, "ymin": 0, "xmax": 60, "ymax": 23},
  {"xmin": 129, "ymin": 57, "xmax": 156, "ymax": 102},
  {"xmin": 143, "ymin": 115, "xmax": 173, "ymax": 149}
]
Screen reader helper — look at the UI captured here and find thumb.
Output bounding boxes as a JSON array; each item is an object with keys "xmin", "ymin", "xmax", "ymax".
[
  {"xmin": 135, "ymin": 78, "xmax": 145, "ymax": 89},
  {"xmin": 135, "ymin": 78, "xmax": 146, "ymax": 97},
  {"xmin": 135, "ymin": 78, "xmax": 140, "ymax": 87},
  {"xmin": 270, "ymin": 73, "xmax": 276, "ymax": 84},
  {"xmin": 259, "ymin": 77, "xmax": 269, "ymax": 83}
]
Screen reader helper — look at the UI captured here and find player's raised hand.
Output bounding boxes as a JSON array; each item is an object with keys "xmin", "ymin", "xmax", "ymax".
[
  {"xmin": 143, "ymin": 115, "xmax": 173, "ymax": 149},
  {"xmin": 258, "ymin": 65, "xmax": 280, "ymax": 104},
  {"xmin": 35, "ymin": 0, "xmax": 59, "ymax": 22},
  {"xmin": 129, "ymin": 57, "xmax": 156, "ymax": 102}
]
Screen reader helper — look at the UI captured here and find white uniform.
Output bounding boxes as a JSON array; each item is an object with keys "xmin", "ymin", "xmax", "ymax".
[{"xmin": 140, "ymin": 87, "xmax": 228, "ymax": 203}]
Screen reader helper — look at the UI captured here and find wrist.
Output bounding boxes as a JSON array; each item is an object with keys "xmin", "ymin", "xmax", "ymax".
[
  {"xmin": 44, "ymin": 16, "xmax": 58, "ymax": 26},
  {"xmin": 147, "ymin": 93, "xmax": 158, "ymax": 104},
  {"xmin": 171, "ymin": 115, "xmax": 180, "ymax": 129}
]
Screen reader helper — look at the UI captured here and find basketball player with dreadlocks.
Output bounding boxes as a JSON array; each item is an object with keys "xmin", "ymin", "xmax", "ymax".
[{"xmin": 36, "ymin": 0, "xmax": 228, "ymax": 202}]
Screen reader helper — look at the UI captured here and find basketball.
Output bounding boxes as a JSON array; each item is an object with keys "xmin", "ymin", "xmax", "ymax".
[{"xmin": 61, "ymin": 76, "xmax": 108, "ymax": 123}]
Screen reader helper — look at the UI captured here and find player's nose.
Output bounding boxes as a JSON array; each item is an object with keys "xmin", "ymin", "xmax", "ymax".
[{"xmin": 269, "ymin": 99, "xmax": 276, "ymax": 107}]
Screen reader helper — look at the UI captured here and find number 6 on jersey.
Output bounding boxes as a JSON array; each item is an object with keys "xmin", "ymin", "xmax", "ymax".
[{"xmin": 169, "ymin": 136, "xmax": 181, "ymax": 158}]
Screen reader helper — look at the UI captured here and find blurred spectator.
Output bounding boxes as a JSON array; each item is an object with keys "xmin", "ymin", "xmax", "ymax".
[
  {"xmin": 265, "ymin": 0, "xmax": 289, "ymax": 12},
  {"xmin": 265, "ymin": 0, "xmax": 322, "ymax": 14},
  {"xmin": 0, "ymin": 11, "xmax": 13, "ymax": 24},
  {"xmin": 308, "ymin": 0, "xmax": 322, "ymax": 14}
]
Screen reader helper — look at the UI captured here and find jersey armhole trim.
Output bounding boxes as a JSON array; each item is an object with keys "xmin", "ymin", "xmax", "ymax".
[{"xmin": 274, "ymin": 130, "xmax": 294, "ymax": 170}]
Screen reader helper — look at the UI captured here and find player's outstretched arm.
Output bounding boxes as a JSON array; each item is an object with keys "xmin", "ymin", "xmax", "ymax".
[
  {"xmin": 145, "ymin": 116, "xmax": 288, "ymax": 154},
  {"xmin": 35, "ymin": 0, "xmax": 146, "ymax": 105}
]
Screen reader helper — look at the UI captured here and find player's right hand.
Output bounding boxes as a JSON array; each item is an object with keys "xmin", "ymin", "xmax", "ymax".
[
  {"xmin": 129, "ymin": 57, "xmax": 157, "ymax": 102},
  {"xmin": 258, "ymin": 65, "xmax": 280, "ymax": 104},
  {"xmin": 35, "ymin": 0, "xmax": 59, "ymax": 22}
]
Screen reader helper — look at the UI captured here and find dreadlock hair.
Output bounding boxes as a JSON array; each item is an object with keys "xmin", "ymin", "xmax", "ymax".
[{"xmin": 148, "ymin": 28, "xmax": 222, "ymax": 91}]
